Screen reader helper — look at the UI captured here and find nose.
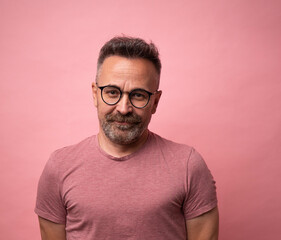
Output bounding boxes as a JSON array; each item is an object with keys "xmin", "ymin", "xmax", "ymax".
[{"xmin": 115, "ymin": 93, "xmax": 133, "ymax": 115}]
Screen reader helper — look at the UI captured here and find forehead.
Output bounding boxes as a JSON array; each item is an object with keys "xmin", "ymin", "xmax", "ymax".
[{"xmin": 98, "ymin": 56, "xmax": 159, "ymax": 89}]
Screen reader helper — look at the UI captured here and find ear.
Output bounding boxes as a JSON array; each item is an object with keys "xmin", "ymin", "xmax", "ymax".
[
  {"xmin": 151, "ymin": 90, "xmax": 162, "ymax": 114},
  {"xmin": 92, "ymin": 82, "xmax": 98, "ymax": 108}
]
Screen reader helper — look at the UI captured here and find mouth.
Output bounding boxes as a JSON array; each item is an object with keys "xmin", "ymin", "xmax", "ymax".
[{"xmin": 112, "ymin": 120, "xmax": 141, "ymax": 131}]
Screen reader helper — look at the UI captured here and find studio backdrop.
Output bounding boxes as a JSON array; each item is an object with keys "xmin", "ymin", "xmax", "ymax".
[{"xmin": 0, "ymin": 0, "xmax": 280, "ymax": 239}]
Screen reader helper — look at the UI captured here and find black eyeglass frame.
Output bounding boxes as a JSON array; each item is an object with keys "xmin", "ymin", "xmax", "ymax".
[{"xmin": 97, "ymin": 84, "xmax": 158, "ymax": 109}]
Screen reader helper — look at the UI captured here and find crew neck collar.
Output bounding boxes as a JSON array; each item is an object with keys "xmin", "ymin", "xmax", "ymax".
[{"xmin": 94, "ymin": 130, "xmax": 152, "ymax": 161}]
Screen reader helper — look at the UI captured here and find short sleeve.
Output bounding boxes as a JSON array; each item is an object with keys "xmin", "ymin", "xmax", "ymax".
[
  {"xmin": 183, "ymin": 148, "xmax": 217, "ymax": 220},
  {"xmin": 35, "ymin": 152, "xmax": 66, "ymax": 224}
]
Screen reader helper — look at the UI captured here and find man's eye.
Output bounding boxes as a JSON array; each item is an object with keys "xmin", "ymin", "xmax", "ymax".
[
  {"xmin": 131, "ymin": 91, "xmax": 147, "ymax": 100},
  {"xmin": 132, "ymin": 93, "xmax": 143, "ymax": 98},
  {"xmin": 105, "ymin": 90, "xmax": 118, "ymax": 95},
  {"xmin": 109, "ymin": 90, "xmax": 118, "ymax": 95},
  {"xmin": 104, "ymin": 89, "xmax": 120, "ymax": 98}
]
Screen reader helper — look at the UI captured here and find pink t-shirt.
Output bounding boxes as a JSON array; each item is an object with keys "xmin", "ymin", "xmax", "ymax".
[{"xmin": 35, "ymin": 131, "xmax": 217, "ymax": 239}]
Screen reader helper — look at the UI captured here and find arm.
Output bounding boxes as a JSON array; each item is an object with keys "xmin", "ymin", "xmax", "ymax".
[
  {"xmin": 38, "ymin": 216, "xmax": 66, "ymax": 240},
  {"xmin": 186, "ymin": 207, "xmax": 219, "ymax": 240}
]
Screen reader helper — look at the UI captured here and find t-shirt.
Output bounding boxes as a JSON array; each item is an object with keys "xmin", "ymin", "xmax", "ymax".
[{"xmin": 35, "ymin": 131, "xmax": 217, "ymax": 240}]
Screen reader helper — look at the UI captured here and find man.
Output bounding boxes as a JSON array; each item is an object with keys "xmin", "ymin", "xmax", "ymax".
[{"xmin": 35, "ymin": 36, "xmax": 219, "ymax": 240}]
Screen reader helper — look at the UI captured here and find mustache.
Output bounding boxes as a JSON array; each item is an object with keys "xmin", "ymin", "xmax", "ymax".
[{"xmin": 105, "ymin": 112, "xmax": 142, "ymax": 124}]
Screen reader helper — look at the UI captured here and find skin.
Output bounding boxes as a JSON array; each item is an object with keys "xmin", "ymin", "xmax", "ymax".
[
  {"xmin": 38, "ymin": 55, "xmax": 219, "ymax": 239},
  {"xmin": 186, "ymin": 207, "xmax": 219, "ymax": 240},
  {"xmin": 38, "ymin": 216, "xmax": 66, "ymax": 240}
]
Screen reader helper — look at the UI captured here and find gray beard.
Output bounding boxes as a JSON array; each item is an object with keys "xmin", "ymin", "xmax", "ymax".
[{"xmin": 101, "ymin": 112, "xmax": 147, "ymax": 145}]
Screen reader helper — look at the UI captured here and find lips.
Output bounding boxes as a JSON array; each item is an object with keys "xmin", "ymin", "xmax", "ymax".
[{"xmin": 115, "ymin": 121, "xmax": 131, "ymax": 125}]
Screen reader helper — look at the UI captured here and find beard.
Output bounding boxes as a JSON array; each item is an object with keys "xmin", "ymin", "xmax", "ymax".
[{"xmin": 101, "ymin": 112, "xmax": 149, "ymax": 145}]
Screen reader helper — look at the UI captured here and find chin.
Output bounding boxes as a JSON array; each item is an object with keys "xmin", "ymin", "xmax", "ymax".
[{"xmin": 105, "ymin": 126, "xmax": 146, "ymax": 145}]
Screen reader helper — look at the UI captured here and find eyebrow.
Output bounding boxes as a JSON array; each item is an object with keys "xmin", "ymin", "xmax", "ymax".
[{"xmin": 102, "ymin": 84, "xmax": 150, "ymax": 92}]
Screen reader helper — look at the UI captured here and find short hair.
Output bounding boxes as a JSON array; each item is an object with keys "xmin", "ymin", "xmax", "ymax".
[{"xmin": 96, "ymin": 36, "xmax": 161, "ymax": 87}]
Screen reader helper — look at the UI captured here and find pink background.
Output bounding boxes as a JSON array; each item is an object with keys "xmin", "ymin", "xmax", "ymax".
[{"xmin": 1, "ymin": 0, "xmax": 280, "ymax": 239}]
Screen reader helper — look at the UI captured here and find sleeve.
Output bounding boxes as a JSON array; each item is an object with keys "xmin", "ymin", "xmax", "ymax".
[
  {"xmin": 183, "ymin": 148, "xmax": 218, "ymax": 220},
  {"xmin": 34, "ymin": 152, "xmax": 66, "ymax": 224}
]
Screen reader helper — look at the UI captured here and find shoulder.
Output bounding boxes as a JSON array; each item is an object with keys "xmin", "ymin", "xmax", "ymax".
[
  {"xmin": 148, "ymin": 131, "xmax": 209, "ymax": 168},
  {"xmin": 149, "ymin": 131, "xmax": 194, "ymax": 158},
  {"xmin": 48, "ymin": 135, "xmax": 96, "ymax": 168}
]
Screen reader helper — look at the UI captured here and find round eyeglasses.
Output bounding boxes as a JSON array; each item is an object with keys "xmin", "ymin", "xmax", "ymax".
[{"xmin": 97, "ymin": 84, "xmax": 158, "ymax": 109}]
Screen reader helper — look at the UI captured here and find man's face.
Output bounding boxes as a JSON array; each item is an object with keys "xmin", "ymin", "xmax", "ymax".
[{"xmin": 92, "ymin": 56, "xmax": 161, "ymax": 145}]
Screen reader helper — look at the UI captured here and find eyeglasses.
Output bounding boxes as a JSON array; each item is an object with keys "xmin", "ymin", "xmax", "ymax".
[{"xmin": 97, "ymin": 84, "xmax": 158, "ymax": 109}]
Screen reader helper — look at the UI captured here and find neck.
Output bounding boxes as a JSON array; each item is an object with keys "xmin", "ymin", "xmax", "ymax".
[{"xmin": 97, "ymin": 129, "xmax": 149, "ymax": 158}]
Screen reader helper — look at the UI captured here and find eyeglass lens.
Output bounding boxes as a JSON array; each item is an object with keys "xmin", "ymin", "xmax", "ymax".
[{"xmin": 101, "ymin": 86, "xmax": 150, "ymax": 108}]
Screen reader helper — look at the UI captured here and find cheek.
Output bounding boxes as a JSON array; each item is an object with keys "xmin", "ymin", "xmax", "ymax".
[
  {"xmin": 97, "ymin": 103, "xmax": 115, "ymax": 117},
  {"xmin": 137, "ymin": 109, "xmax": 153, "ymax": 121}
]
